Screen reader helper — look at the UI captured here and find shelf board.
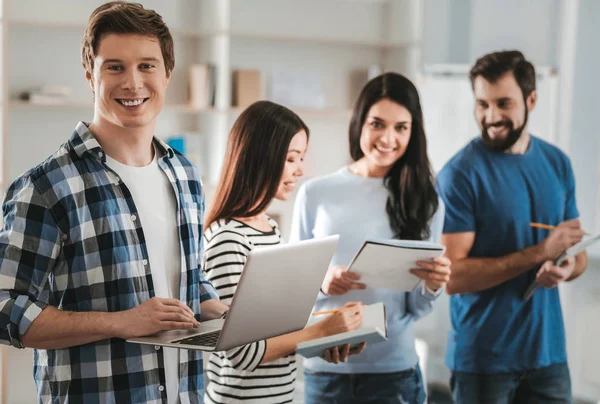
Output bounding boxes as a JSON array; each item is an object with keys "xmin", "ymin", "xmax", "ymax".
[
  {"xmin": 6, "ymin": 101, "xmax": 350, "ymax": 119},
  {"xmin": 7, "ymin": 100, "xmax": 216, "ymax": 113},
  {"xmin": 4, "ymin": 19, "xmax": 219, "ymax": 39},
  {"xmin": 229, "ymin": 31, "xmax": 420, "ymax": 49},
  {"xmin": 6, "ymin": 19, "xmax": 85, "ymax": 31},
  {"xmin": 3, "ymin": 19, "xmax": 418, "ymax": 47},
  {"xmin": 227, "ymin": 106, "xmax": 352, "ymax": 118},
  {"xmin": 9, "ymin": 100, "xmax": 94, "ymax": 109},
  {"xmin": 164, "ymin": 104, "xmax": 219, "ymax": 113}
]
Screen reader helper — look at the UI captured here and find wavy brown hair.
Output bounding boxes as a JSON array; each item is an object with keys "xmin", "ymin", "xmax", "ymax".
[{"xmin": 205, "ymin": 101, "xmax": 309, "ymax": 228}]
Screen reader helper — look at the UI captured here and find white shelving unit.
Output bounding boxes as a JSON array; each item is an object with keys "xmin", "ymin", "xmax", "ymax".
[
  {"xmin": 0, "ymin": 1, "xmax": 424, "ymax": 402},
  {"xmin": 0, "ymin": 0, "xmax": 425, "ymax": 232}
]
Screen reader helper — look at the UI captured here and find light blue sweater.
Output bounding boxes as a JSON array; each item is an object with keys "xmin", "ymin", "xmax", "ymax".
[{"xmin": 289, "ymin": 167, "xmax": 445, "ymax": 374}]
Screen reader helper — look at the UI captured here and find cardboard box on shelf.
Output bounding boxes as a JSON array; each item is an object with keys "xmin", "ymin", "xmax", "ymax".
[{"xmin": 232, "ymin": 69, "xmax": 262, "ymax": 107}]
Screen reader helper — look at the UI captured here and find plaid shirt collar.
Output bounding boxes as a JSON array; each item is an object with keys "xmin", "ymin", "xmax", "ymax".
[{"xmin": 69, "ymin": 121, "xmax": 175, "ymax": 162}]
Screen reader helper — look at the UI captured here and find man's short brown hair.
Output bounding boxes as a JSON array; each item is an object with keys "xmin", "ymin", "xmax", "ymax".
[
  {"xmin": 470, "ymin": 50, "xmax": 536, "ymax": 100},
  {"xmin": 81, "ymin": 1, "xmax": 174, "ymax": 76}
]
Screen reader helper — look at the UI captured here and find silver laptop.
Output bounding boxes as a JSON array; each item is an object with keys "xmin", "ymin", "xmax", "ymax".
[{"xmin": 127, "ymin": 235, "xmax": 339, "ymax": 351}]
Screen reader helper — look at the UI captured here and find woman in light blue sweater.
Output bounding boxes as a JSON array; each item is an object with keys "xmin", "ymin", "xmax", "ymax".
[{"xmin": 290, "ymin": 72, "xmax": 451, "ymax": 403}]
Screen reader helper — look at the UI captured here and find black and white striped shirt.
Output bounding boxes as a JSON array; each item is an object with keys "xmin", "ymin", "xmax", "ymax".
[{"xmin": 203, "ymin": 218, "xmax": 297, "ymax": 404}]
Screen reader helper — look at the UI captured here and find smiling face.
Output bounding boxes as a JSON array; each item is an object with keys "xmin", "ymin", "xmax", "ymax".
[
  {"xmin": 358, "ymin": 98, "xmax": 412, "ymax": 176},
  {"xmin": 274, "ymin": 130, "xmax": 308, "ymax": 201},
  {"xmin": 86, "ymin": 33, "xmax": 170, "ymax": 131},
  {"xmin": 473, "ymin": 71, "xmax": 536, "ymax": 151}
]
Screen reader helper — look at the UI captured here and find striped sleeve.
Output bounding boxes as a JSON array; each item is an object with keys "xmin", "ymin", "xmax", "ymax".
[
  {"xmin": 203, "ymin": 224, "xmax": 267, "ymax": 371},
  {"xmin": 203, "ymin": 226, "xmax": 250, "ymax": 305},
  {"xmin": 213, "ymin": 339, "xmax": 267, "ymax": 372}
]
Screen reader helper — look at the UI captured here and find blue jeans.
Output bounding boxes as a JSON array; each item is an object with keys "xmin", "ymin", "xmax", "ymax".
[
  {"xmin": 304, "ymin": 365, "xmax": 426, "ymax": 404},
  {"xmin": 451, "ymin": 362, "xmax": 572, "ymax": 404}
]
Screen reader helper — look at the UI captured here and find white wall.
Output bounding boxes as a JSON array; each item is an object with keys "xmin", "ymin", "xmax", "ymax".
[
  {"xmin": 423, "ymin": 0, "xmax": 470, "ymax": 64},
  {"xmin": 562, "ymin": 0, "xmax": 600, "ymax": 400},
  {"xmin": 1, "ymin": 349, "xmax": 36, "ymax": 404},
  {"xmin": 424, "ymin": 0, "xmax": 561, "ymax": 66},
  {"xmin": 570, "ymin": 0, "xmax": 600, "ymax": 237},
  {"xmin": 469, "ymin": 0, "xmax": 560, "ymax": 66}
]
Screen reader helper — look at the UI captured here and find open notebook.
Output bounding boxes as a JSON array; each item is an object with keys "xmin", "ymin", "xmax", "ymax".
[{"xmin": 296, "ymin": 303, "xmax": 387, "ymax": 359}]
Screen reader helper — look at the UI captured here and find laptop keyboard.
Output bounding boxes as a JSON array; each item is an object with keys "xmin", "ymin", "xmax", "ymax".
[{"xmin": 171, "ymin": 330, "xmax": 221, "ymax": 347}]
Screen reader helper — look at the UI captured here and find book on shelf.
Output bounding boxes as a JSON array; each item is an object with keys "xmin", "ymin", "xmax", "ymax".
[
  {"xmin": 19, "ymin": 92, "xmax": 66, "ymax": 105},
  {"xmin": 232, "ymin": 69, "xmax": 262, "ymax": 108},
  {"xmin": 209, "ymin": 65, "xmax": 217, "ymax": 107},
  {"xmin": 189, "ymin": 64, "xmax": 217, "ymax": 109},
  {"xmin": 19, "ymin": 84, "xmax": 73, "ymax": 105}
]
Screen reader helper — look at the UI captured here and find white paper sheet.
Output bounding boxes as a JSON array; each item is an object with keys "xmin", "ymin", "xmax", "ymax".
[{"xmin": 347, "ymin": 238, "xmax": 446, "ymax": 291}]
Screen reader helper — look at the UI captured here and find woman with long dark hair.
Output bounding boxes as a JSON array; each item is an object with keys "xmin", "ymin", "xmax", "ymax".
[
  {"xmin": 290, "ymin": 73, "xmax": 452, "ymax": 403},
  {"xmin": 202, "ymin": 100, "xmax": 363, "ymax": 404}
]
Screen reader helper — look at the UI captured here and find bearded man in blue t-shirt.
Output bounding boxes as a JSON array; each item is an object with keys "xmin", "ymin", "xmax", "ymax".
[{"xmin": 437, "ymin": 50, "xmax": 588, "ymax": 403}]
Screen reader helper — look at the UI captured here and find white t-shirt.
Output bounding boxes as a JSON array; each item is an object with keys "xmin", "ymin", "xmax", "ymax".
[{"xmin": 105, "ymin": 147, "xmax": 181, "ymax": 404}]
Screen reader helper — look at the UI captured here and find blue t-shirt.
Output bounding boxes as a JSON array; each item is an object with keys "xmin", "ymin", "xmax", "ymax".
[{"xmin": 437, "ymin": 136, "xmax": 579, "ymax": 373}]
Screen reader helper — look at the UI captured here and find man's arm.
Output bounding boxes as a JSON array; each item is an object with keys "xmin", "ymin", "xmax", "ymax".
[
  {"xmin": 443, "ymin": 232, "xmax": 546, "ymax": 294},
  {"xmin": 21, "ymin": 307, "xmax": 114, "ymax": 349},
  {"xmin": 0, "ymin": 175, "xmax": 199, "ymax": 350},
  {"xmin": 443, "ymin": 220, "xmax": 586, "ymax": 295},
  {"xmin": 21, "ymin": 297, "xmax": 200, "ymax": 350}
]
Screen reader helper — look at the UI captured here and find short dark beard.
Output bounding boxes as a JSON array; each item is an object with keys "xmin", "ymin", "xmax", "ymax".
[{"xmin": 481, "ymin": 105, "xmax": 529, "ymax": 152}]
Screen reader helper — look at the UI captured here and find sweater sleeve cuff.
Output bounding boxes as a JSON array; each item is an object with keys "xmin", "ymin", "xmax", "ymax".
[{"xmin": 421, "ymin": 282, "xmax": 443, "ymax": 298}]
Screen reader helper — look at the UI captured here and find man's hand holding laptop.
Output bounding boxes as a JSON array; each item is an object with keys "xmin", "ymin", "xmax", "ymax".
[{"xmin": 114, "ymin": 297, "xmax": 201, "ymax": 339}]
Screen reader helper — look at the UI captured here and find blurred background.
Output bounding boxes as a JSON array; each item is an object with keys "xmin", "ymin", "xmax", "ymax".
[{"xmin": 0, "ymin": 0, "xmax": 598, "ymax": 403}]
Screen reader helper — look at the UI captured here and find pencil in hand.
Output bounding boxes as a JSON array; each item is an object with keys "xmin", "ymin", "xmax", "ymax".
[
  {"xmin": 312, "ymin": 305, "xmax": 367, "ymax": 316},
  {"xmin": 530, "ymin": 222, "xmax": 590, "ymax": 236},
  {"xmin": 530, "ymin": 222, "xmax": 556, "ymax": 231}
]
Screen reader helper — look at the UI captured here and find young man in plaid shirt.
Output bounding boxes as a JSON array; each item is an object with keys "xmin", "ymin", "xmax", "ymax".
[{"xmin": 0, "ymin": 2, "xmax": 228, "ymax": 403}]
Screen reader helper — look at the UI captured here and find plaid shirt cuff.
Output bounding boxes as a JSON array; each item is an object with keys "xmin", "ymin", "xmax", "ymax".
[
  {"xmin": 10, "ymin": 297, "xmax": 49, "ymax": 348},
  {"xmin": 199, "ymin": 280, "xmax": 219, "ymax": 302}
]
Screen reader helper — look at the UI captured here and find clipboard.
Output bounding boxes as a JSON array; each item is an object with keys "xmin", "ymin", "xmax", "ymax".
[{"xmin": 523, "ymin": 233, "xmax": 600, "ymax": 300}]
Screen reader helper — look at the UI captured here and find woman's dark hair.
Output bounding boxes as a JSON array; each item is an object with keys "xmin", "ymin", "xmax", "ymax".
[
  {"xmin": 205, "ymin": 101, "xmax": 309, "ymax": 228},
  {"xmin": 349, "ymin": 72, "xmax": 438, "ymax": 240}
]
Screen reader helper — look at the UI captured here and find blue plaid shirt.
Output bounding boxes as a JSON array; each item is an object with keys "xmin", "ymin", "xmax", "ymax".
[{"xmin": 0, "ymin": 122, "xmax": 219, "ymax": 403}]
